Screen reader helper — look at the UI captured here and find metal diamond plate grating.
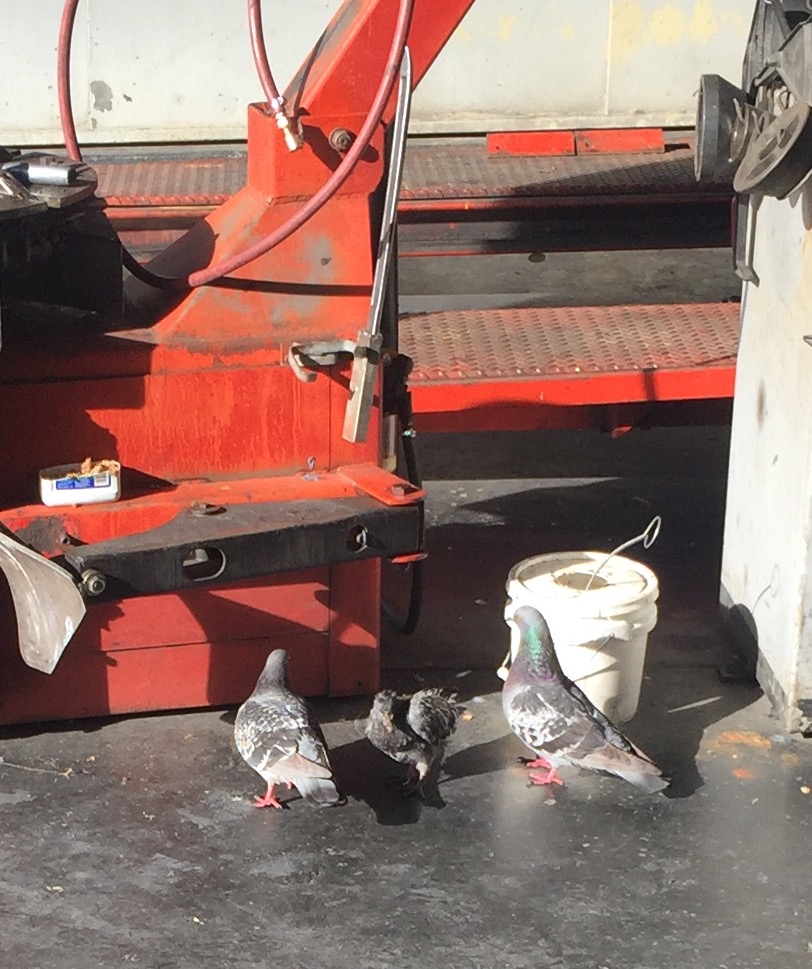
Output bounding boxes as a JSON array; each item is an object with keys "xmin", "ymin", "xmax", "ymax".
[
  {"xmin": 400, "ymin": 144, "xmax": 716, "ymax": 200},
  {"xmin": 96, "ymin": 157, "xmax": 244, "ymax": 205},
  {"xmin": 401, "ymin": 303, "xmax": 740, "ymax": 383},
  {"xmin": 94, "ymin": 143, "xmax": 717, "ymax": 206}
]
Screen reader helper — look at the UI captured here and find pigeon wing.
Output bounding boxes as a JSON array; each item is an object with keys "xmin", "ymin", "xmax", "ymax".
[
  {"xmin": 511, "ymin": 682, "xmax": 667, "ymax": 787},
  {"xmin": 563, "ymin": 679, "xmax": 662, "ymax": 769},
  {"xmin": 506, "ymin": 683, "xmax": 585, "ymax": 755},
  {"xmin": 407, "ymin": 689, "xmax": 460, "ymax": 745},
  {"xmin": 235, "ymin": 695, "xmax": 332, "ymax": 780},
  {"xmin": 366, "ymin": 700, "xmax": 419, "ymax": 757}
]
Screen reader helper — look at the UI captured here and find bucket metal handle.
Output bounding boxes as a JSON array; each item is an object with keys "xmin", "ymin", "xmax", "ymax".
[{"xmin": 580, "ymin": 515, "xmax": 661, "ymax": 594}]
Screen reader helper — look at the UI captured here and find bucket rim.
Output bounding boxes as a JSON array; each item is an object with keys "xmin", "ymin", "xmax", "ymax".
[{"xmin": 506, "ymin": 549, "xmax": 659, "ymax": 604}]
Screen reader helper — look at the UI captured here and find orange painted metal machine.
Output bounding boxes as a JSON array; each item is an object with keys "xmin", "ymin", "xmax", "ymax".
[
  {"xmin": 0, "ymin": 0, "xmax": 745, "ymax": 726},
  {"xmin": 0, "ymin": 0, "xmax": 476, "ymax": 724}
]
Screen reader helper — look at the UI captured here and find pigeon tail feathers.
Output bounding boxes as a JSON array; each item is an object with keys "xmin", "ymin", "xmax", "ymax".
[
  {"xmin": 614, "ymin": 769, "xmax": 671, "ymax": 794},
  {"xmin": 295, "ymin": 775, "xmax": 343, "ymax": 806}
]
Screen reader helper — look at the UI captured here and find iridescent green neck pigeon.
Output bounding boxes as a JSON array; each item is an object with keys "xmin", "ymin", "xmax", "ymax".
[{"xmin": 502, "ymin": 605, "xmax": 668, "ymax": 793}]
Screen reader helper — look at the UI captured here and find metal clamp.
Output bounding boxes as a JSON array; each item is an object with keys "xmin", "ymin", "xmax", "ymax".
[{"xmin": 287, "ymin": 339, "xmax": 358, "ymax": 382}]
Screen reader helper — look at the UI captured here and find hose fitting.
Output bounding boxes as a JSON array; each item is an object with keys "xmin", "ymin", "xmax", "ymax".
[{"xmin": 270, "ymin": 96, "xmax": 303, "ymax": 152}]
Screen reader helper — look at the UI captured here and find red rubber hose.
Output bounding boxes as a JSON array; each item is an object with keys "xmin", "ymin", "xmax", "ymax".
[
  {"xmin": 56, "ymin": 0, "xmax": 414, "ymax": 289},
  {"xmin": 247, "ymin": 0, "xmax": 282, "ymax": 109},
  {"xmin": 188, "ymin": 0, "xmax": 414, "ymax": 286},
  {"xmin": 57, "ymin": 0, "xmax": 82, "ymax": 161}
]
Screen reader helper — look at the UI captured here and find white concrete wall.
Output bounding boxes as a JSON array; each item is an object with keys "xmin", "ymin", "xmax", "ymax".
[
  {"xmin": 2, "ymin": 0, "xmax": 751, "ymax": 147},
  {"xmin": 720, "ymin": 189, "xmax": 812, "ymax": 730}
]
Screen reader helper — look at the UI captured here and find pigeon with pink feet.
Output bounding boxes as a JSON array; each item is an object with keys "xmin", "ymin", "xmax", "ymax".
[
  {"xmin": 502, "ymin": 605, "xmax": 668, "ymax": 794},
  {"xmin": 234, "ymin": 649, "xmax": 342, "ymax": 809}
]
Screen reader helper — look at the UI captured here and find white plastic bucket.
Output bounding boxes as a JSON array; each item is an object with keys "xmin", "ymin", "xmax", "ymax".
[{"xmin": 503, "ymin": 550, "xmax": 659, "ymax": 723}]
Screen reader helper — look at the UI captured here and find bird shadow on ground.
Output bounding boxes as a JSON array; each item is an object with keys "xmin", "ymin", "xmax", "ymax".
[
  {"xmin": 632, "ymin": 664, "xmax": 763, "ymax": 800},
  {"xmin": 329, "ymin": 738, "xmax": 446, "ymax": 825},
  {"xmin": 441, "ymin": 733, "xmax": 517, "ymax": 782}
]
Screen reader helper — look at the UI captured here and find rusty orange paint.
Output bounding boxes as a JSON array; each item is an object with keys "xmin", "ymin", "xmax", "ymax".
[
  {"xmin": 487, "ymin": 130, "xmax": 576, "ymax": 157},
  {"xmin": 338, "ymin": 463, "xmax": 426, "ymax": 505},
  {"xmin": 0, "ymin": 467, "xmax": 422, "ymax": 549},
  {"xmin": 575, "ymin": 128, "xmax": 665, "ymax": 155},
  {"xmin": 0, "ymin": 569, "xmax": 334, "ymax": 724},
  {"xmin": 718, "ymin": 731, "xmax": 772, "ymax": 749},
  {"xmin": 409, "ymin": 364, "xmax": 736, "ymax": 435},
  {"xmin": 390, "ymin": 551, "xmax": 428, "ymax": 564},
  {"xmin": 328, "ymin": 558, "xmax": 381, "ymax": 697},
  {"xmin": 287, "ymin": 0, "xmax": 477, "ymax": 120}
]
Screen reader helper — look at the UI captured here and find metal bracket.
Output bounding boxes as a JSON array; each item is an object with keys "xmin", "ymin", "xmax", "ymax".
[
  {"xmin": 733, "ymin": 195, "xmax": 759, "ymax": 283},
  {"xmin": 287, "ymin": 339, "xmax": 357, "ymax": 382},
  {"xmin": 62, "ymin": 491, "xmax": 423, "ymax": 598},
  {"xmin": 743, "ymin": 0, "xmax": 810, "ymax": 96},
  {"xmin": 343, "ymin": 329, "xmax": 384, "ymax": 440}
]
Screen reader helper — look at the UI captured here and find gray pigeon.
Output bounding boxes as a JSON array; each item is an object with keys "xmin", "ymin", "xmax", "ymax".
[
  {"xmin": 502, "ymin": 605, "xmax": 669, "ymax": 794},
  {"xmin": 234, "ymin": 649, "xmax": 342, "ymax": 808},
  {"xmin": 365, "ymin": 687, "xmax": 461, "ymax": 793}
]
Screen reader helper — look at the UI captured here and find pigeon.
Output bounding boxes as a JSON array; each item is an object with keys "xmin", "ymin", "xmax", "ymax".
[
  {"xmin": 234, "ymin": 649, "xmax": 342, "ymax": 809},
  {"xmin": 364, "ymin": 687, "xmax": 461, "ymax": 793},
  {"xmin": 502, "ymin": 605, "xmax": 669, "ymax": 794}
]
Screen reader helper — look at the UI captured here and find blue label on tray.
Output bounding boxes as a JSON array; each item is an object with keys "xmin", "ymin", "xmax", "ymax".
[{"xmin": 55, "ymin": 473, "xmax": 110, "ymax": 491}]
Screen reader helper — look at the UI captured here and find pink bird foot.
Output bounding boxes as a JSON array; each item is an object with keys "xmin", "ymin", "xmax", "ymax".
[
  {"xmin": 529, "ymin": 767, "xmax": 565, "ymax": 787},
  {"xmin": 253, "ymin": 783, "xmax": 284, "ymax": 809}
]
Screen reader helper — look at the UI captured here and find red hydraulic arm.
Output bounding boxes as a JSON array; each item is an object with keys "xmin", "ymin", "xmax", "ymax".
[{"xmin": 0, "ymin": 0, "xmax": 477, "ymax": 724}]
